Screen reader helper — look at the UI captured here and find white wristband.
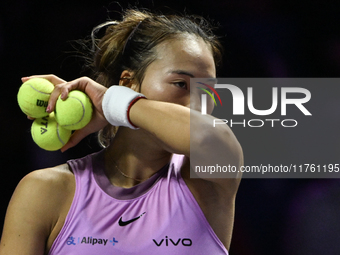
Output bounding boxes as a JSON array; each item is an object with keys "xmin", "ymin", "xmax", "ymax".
[{"xmin": 102, "ymin": 86, "xmax": 146, "ymax": 129}]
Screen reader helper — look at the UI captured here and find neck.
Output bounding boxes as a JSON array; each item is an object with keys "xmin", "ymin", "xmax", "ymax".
[{"xmin": 104, "ymin": 127, "xmax": 171, "ymax": 188}]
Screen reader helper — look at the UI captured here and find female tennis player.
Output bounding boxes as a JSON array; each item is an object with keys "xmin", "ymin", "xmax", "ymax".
[{"xmin": 0, "ymin": 9, "xmax": 243, "ymax": 255}]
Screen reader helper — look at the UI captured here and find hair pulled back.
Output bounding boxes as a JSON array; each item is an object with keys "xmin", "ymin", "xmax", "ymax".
[{"xmin": 90, "ymin": 9, "xmax": 223, "ymax": 147}]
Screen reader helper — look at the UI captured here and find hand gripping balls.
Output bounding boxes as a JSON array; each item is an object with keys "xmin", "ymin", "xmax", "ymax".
[
  {"xmin": 31, "ymin": 112, "xmax": 72, "ymax": 151},
  {"xmin": 55, "ymin": 90, "xmax": 93, "ymax": 130},
  {"xmin": 18, "ymin": 78, "xmax": 93, "ymax": 150},
  {"xmin": 17, "ymin": 78, "xmax": 54, "ymax": 118}
]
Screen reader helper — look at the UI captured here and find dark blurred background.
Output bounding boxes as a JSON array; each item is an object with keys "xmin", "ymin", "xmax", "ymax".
[{"xmin": 1, "ymin": 1, "xmax": 340, "ymax": 254}]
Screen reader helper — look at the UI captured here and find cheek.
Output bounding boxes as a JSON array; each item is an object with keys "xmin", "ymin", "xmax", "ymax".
[
  {"xmin": 140, "ymin": 74, "xmax": 166, "ymax": 100},
  {"xmin": 140, "ymin": 71, "xmax": 172, "ymax": 101},
  {"xmin": 141, "ymin": 82, "xmax": 171, "ymax": 101},
  {"xmin": 140, "ymin": 73, "xmax": 189, "ymax": 105},
  {"xmin": 141, "ymin": 78, "xmax": 183, "ymax": 103}
]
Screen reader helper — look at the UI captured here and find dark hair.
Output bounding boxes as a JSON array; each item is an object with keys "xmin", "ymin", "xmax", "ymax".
[{"xmin": 90, "ymin": 9, "xmax": 223, "ymax": 147}]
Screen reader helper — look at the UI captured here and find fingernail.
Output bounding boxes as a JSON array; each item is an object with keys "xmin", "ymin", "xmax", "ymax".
[{"xmin": 46, "ymin": 105, "xmax": 51, "ymax": 113}]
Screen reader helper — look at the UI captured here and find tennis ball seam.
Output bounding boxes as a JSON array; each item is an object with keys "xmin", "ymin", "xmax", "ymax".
[
  {"xmin": 56, "ymin": 123, "xmax": 67, "ymax": 145},
  {"xmin": 60, "ymin": 96, "xmax": 86, "ymax": 128},
  {"xmin": 27, "ymin": 84, "xmax": 52, "ymax": 95}
]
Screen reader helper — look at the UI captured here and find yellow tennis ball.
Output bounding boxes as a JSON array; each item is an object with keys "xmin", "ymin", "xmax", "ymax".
[
  {"xmin": 55, "ymin": 90, "xmax": 93, "ymax": 130},
  {"xmin": 31, "ymin": 112, "xmax": 72, "ymax": 151},
  {"xmin": 17, "ymin": 78, "xmax": 54, "ymax": 118}
]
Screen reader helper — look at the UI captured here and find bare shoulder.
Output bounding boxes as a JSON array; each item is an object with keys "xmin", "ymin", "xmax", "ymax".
[
  {"xmin": 23, "ymin": 163, "xmax": 74, "ymax": 183},
  {"xmin": 25, "ymin": 163, "xmax": 74, "ymax": 186},
  {"xmin": 16, "ymin": 164, "xmax": 75, "ymax": 207},
  {"xmin": 13, "ymin": 163, "xmax": 75, "ymax": 209},
  {"xmin": 0, "ymin": 164, "xmax": 75, "ymax": 255}
]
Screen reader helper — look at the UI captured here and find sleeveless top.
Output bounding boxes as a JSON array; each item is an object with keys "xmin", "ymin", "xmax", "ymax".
[{"xmin": 48, "ymin": 150, "xmax": 229, "ymax": 255}]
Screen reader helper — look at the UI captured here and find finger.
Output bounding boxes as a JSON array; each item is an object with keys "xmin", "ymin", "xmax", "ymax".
[
  {"xmin": 27, "ymin": 115, "xmax": 35, "ymax": 120},
  {"xmin": 21, "ymin": 75, "xmax": 68, "ymax": 113},
  {"xmin": 60, "ymin": 129, "xmax": 92, "ymax": 152},
  {"xmin": 46, "ymin": 77, "xmax": 91, "ymax": 113},
  {"xmin": 61, "ymin": 115, "xmax": 109, "ymax": 152},
  {"xmin": 46, "ymin": 82, "xmax": 68, "ymax": 113},
  {"xmin": 60, "ymin": 77, "xmax": 94, "ymax": 94},
  {"xmin": 21, "ymin": 77, "xmax": 30, "ymax": 82},
  {"xmin": 64, "ymin": 77, "xmax": 107, "ymax": 115},
  {"xmin": 21, "ymin": 74, "xmax": 67, "ymax": 85},
  {"xmin": 54, "ymin": 77, "xmax": 107, "ymax": 110}
]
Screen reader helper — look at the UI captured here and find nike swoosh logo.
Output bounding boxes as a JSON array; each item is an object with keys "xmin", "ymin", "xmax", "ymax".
[{"xmin": 118, "ymin": 212, "xmax": 146, "ymax": 226}]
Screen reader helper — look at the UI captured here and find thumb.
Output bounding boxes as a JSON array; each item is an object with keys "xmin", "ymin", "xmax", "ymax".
[
  {"xmin": 60, "ymin": 116, "xmax": 108, "ymax": 152},
  {"xmin": 61, "ymin": 129, "xmax": 91, "ymax": 152}
]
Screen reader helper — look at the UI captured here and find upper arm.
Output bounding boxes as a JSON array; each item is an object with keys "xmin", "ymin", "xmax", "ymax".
[
  {"xmin": 182, "ymin": 115, "xmax": 243, "ymax": 248},
  {"xmin": 188, "ymin": 110, "xmax": 243, "ymax": 193},
  {"xmin": 0, "ymin": 165, "xmax": 74, "ymax": 255}
]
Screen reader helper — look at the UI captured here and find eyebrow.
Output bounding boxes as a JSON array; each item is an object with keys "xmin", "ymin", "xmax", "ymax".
[
  {"xmin": 168, "ymin": 70, "xmax": 218, "ymax": 84},
  {"xmin": 169, "ymin": 70, "xmax": 195, "ymax": 77}
]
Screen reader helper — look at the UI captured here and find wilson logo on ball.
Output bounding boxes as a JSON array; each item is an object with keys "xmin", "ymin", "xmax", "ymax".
[{"xmin": 36, "ymin": 99, "xmax": 48, "ymax": 107}]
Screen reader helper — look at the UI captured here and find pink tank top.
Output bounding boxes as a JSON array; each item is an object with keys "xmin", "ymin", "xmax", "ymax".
[{"xmin": 48, "ymin": 150, "xmax": 229, "ymax": 255}]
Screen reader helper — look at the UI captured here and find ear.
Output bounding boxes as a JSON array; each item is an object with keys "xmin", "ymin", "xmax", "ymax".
[{"xmin": 119, "ymin": 70, "xmax": 140, "ymax": 92}]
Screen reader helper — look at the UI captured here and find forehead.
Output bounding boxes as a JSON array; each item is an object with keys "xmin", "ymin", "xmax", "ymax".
[{"xmin": 151, "ymin": 34, "xmax": 216, "ymax": 78}]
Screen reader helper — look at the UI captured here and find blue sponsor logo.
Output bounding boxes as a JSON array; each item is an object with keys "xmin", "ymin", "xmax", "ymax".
[{"xmin": 66, "ymin": 236, "xmax": 118, "ymax": 246}]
